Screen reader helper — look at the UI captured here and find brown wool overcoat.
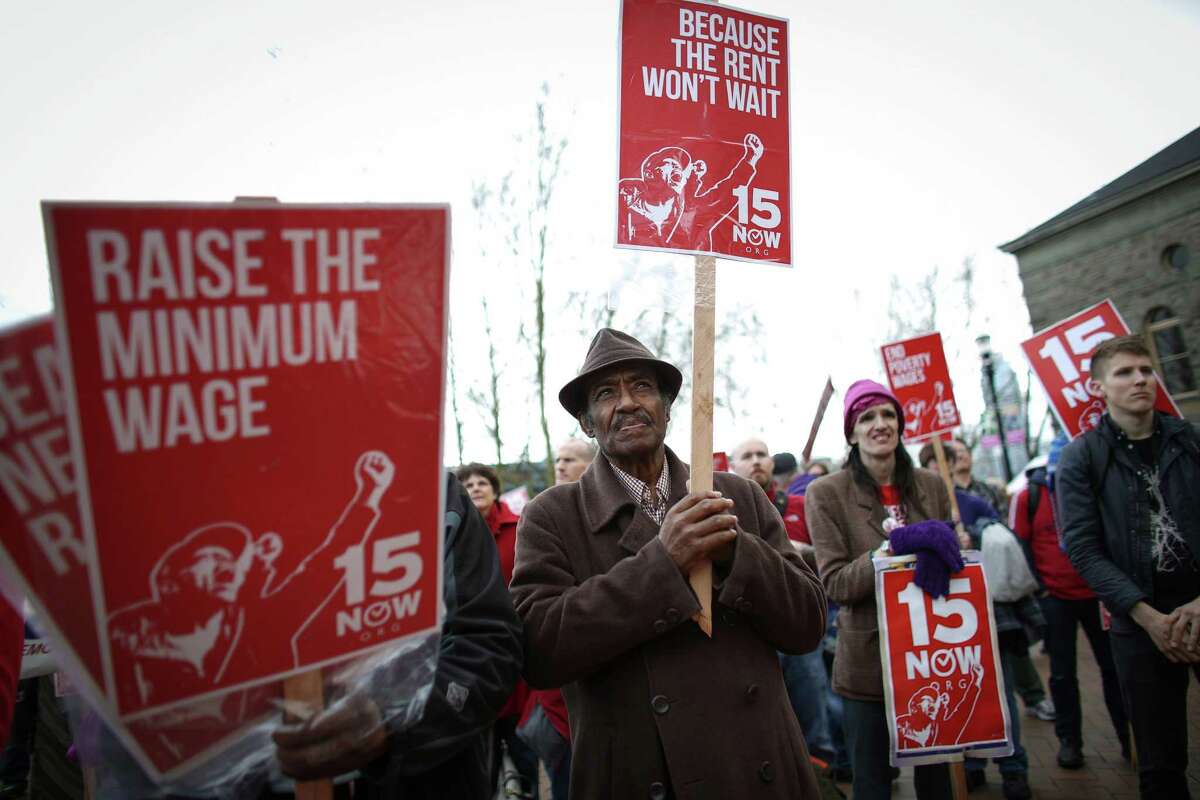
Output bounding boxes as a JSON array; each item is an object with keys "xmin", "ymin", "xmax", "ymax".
[
  {"xmin": 511, "ymin": 447, "xmax": 828, "ymax": 800},
  {"xmin": 804, "ymin": 468, "xmax": 951, "ymax": 702}
]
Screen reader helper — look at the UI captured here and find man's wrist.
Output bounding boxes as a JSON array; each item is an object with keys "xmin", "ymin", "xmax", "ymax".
[{"xmin": 1129, "ymin": 601, "xmax": 1158, "ymax": 627}]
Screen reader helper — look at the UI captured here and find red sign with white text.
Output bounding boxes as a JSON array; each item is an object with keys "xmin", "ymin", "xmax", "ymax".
[
  {"xmin": 876, "ymin": 556, "xmax": 1012, "ymax": 766},
  {"xmin": 616, "ymin": 0, "xmax": 791, "ymax": 265},
  {"xmin": 881, "ymin": 333, "xmax": 961, "ymax": 443},
  {"xmin": 0, "ymin": 317, "xmax": 104, "ymax": 693},
  {"xmin": 0, "ymin": 316, "xmax": 287, "ymax": 779},
  {"xmin": 1021, "ymin": 299, "xmax": 1181, "ymax": 439},
  {"xmin": 44, "ymin": 202, "xmax": 447, "ymax": 723}
]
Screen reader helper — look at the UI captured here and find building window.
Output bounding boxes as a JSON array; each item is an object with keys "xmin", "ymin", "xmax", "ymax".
[
  {"xmin": 1145, "ymin": 306, "xmax": 1197, "ymax": 397},
  {"xmin": 1161, "ymin": 243, "xmax": 1191, "ymax": 273}
]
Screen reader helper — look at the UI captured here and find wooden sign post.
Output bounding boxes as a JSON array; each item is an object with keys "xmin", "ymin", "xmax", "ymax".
[
  {"xmin": 284, "ymin": 671, "xmax": 333, "ymax": 800},
  {"xmin": 801, "ymin": 377, "xmax": 835, "ymax": 466},
  {"xmin": 689, "ymin": 255, "xmax": 717, "ymax": 636}
]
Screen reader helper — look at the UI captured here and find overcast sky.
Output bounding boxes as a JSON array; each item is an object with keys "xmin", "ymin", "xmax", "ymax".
[{"xmin": 3, "ymin": 0, "xmax": 1198, "ymax": 469}]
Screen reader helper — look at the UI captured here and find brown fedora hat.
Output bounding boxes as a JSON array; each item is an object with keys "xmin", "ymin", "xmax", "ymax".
[{"xmin": 558, "ymin": 328, "xmax": 683, "ymax": 418}]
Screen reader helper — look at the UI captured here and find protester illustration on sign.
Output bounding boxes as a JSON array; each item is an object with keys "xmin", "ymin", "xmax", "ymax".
[
  {"xmin": 108, "ymin": 451, "xmax": 395, "ymax": 708},
  {"xmin": 897, "ymin": 662, "xmax": 984, "ymax": 749},
  {"xmin": 902, "ymin": 398, "xmax": 927, "ymax": 440},
  {"xmin": 618, "ymin": 132, "xmax": 764, "ymax": 250}
]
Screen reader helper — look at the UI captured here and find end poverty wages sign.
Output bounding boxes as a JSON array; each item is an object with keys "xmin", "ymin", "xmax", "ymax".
[
  {"xmin": 616, "ymin": 0, "xmax": 791, "ymax": 265},
  {"xmin": 0, "ymin": 316, "xmax": 281, "ymax": 779},
  {"xmin": 43, "ymin": 202, "xmax": 448, "ymax": 720},
  {"xmin": 1021, "ymin": 299, "xmax": 1182, "ymax": 439},
  {"xmin": 875, "ymin": 555, "xmax": 1012, "ymax": 767},
  {"xmin": 881, "ymin": 333, "xmax": 961, "ymax": 443}
]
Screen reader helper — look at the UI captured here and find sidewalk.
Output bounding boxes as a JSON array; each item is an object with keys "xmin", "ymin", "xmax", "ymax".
[{"xmin": 864, "ymin": 629, "xmax": 1200, "ymax": 799}]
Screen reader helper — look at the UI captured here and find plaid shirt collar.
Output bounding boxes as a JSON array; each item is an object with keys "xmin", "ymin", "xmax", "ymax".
[{"xmin": 607, "ymin": 456, "xmax": 671, "ymax": 525}]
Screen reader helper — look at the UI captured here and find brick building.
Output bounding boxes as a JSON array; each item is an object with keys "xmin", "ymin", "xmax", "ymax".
[{"xmin": 1000, "ymin": 126, "xmax": 1200, "ymax": 422}]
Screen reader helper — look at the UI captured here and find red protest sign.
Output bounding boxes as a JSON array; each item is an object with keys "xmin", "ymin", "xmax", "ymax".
[
  {"xmin": 616, "ymin": 0, "xmax": 791, "ymax": 265},
  {"xmin": 880, "ymin": 333, "xmax": 961, "ymax": 443},
  {"xmin": 43, "ymin": 202, "xmax": 447, "ymax": 722},
  {"xmin": 0, "ymin": 317, "xmax": 105, "ymax": 695},
  {"xmin": 876, "ymin": 556, "xmax": 1012, "ymax": 766},
  {"xmin": 712, "ymin": 451, "xmax": 729, "ymax": 472},
  {"xmin": 0, "ymin": 316, "xmax": 280, "ymax": 779},
  {"xmin": 1021, "ymin": 299, "xmax": 1182, "ymax": 439}
]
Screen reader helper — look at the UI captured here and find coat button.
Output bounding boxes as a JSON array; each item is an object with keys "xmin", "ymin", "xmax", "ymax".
[
  {"xmin": 736, "ymin": 596, "xmax": 753, "ymax": 614},
  {"xmin": 651, "ymin": 695, "xmax": 670, "ymax": 715},
  {"xmin": 653, "ymin": 619, "xmax": 668, "ymax": 634},
  {"xmin": 758, "ymin": 761, "xmax": 775, "ymax": 783},
  {"xmin": 745, "ymin": 683, "xmax": 759, "ymax": 703},
  {"xmin": 721, "ymin": 608, "xmax": 737, "ymax": 625},
  {"xmin": 649, "ymin": 782, "xmax": 667, "ymax": 799},
  {"xmin": 665, "ymin": 607, "xmax": 681, "ymax": 624}
]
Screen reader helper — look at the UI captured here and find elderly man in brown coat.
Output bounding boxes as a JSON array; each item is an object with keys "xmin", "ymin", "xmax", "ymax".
[{"xmin": 511, "ymin": 328, "xmax": 827, "ymax": 799}]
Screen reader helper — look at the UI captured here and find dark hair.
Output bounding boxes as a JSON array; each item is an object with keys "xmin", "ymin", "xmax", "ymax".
[
  {"xmin": 1090, "ymin": 335, "xmax": 1152, "ymax": 381},
  {"xmin": 918, "ymin": 443, "xmax": 936, "ymax": 470},
  {"xmin": 456, "ymin": 463, "xmax": 500, "ymax": 496},
  {"xmin": 917, "ymin": 442, "xmax": 955, "ymax": 471},
  {"xmin": 843, "ymin": 444, "xmax": 928, "ymax": 519}
]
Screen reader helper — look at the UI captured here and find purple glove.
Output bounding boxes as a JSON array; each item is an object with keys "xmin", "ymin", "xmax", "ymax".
[{"xmin": 889, "ymin": 520, "xmax": 964, "ymax": 599}]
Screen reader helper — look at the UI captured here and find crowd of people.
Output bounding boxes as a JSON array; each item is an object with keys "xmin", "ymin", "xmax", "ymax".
[{"xmin": 0, "ymin": 329, "xmax": 1196, "ymax": 800}]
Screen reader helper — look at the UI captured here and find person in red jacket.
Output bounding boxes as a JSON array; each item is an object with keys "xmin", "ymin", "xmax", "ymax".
[
  {"xmin": 0, "ymin": 600, "xmax": 22, "ymax": 749},
  {"xmin": 1010, "ymin": 464, "xmax": 1129, "ymax": 770},
  {"xmin": 456, "ymin": 463, "xmax": 536, "ymax": 796}
]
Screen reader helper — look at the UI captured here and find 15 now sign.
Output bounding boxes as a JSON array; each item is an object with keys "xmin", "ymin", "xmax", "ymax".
[
  {"xmin": 875, "ymin": 555, "xmax": 1012, "ymax": 767},
  {"xmin": 1020, "ymin": 299, "xmax": 1181, "ymax": 439}
]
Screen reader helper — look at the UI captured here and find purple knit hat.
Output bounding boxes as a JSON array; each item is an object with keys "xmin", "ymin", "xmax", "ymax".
[{"xmin": 842, "ymin": 379, "xmax": 904, "ymax": 442}]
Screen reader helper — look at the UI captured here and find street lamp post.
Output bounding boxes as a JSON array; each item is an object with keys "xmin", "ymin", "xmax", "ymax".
[{"xmin": 976, "ymin": 334, "xmax": 1014, "ymax": 483}]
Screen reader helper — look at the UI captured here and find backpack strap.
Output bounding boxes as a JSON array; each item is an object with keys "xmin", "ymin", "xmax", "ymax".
[{"xmin": 1026, "ymin": 481, "xmax": 1041, "ymax": 530}]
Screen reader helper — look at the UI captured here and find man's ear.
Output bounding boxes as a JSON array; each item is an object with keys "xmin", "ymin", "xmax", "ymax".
[
  {"xmin": 578, "ymin": 412, "xmax": 595, "ymax": 438},
  {"xmin": 1086, "ymin": 377, "xmax": 1105, "ymax": 401}
]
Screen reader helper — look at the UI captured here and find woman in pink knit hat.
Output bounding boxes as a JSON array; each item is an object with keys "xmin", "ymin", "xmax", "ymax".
[{"xmin": 805, "ymin": 380, "xmax": 957, "ymax": 800}]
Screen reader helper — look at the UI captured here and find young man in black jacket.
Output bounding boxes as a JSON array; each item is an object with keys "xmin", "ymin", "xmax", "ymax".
[{"xmin": 1057, "ymin": 336, "xmax": 1200, "ymax": 799}]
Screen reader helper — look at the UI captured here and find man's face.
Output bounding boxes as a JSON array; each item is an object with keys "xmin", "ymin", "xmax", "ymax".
[
  {"xmin": 654, "ymin": 156, "xmax": 689, "ymax": 194},
  {"xmin": 555, "ymin": 440, "xmax": 593, "ymax": 485},
  {"xmin": 732, "ymin": 439, "xmax": 773, "ymax": 489},
  {"xmin": 949, "ymin": 440, "xmax": 972, "ymax": 473},
  {"xmin": 849, "ymin": 402, "xmax": 899, "ymax": 459},
  {"xmin": 462, "ymin": 474, "xmax": 496, "ymax": 514},
  {"xmin": 581, "ymin": 365, "xmax": 669, "ymax": 463},
  {"xmin": 1093, "ymin": 353, "xmax": 1158, "ymax": 416},
  {"xmin": 175, "ymin": 545, "xmax": 250, "ymax": 604}
]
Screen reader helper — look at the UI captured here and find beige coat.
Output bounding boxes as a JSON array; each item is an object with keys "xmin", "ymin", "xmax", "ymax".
[
  {"xmin": 511, "ymin": 447, "xmax": 828, "ymax": 799},
  {"xmin": 805, "ymin": 467, "xmax": 951, "ymax": 701}
]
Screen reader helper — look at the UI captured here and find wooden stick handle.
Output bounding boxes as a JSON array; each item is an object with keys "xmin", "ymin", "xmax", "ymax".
[
  {"xmin": 949, "ymin": 761, "xmax": 969, "ymax": 800},
  {"xmin": 931, "ymin": 438, "xmax": 967, "ymax": 547},
  {"xmin": 689, "ymin": 254, "xmax": 716, "ymax": 637},
  {"xmin": 284, "ymin": 669, "xmax": 333, "ymax": 800}
]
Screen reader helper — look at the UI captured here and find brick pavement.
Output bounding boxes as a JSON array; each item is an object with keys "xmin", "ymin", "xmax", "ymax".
[{"xmin": 843, "ymin": 629, "xmax": 1200, "ymax": 799}]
